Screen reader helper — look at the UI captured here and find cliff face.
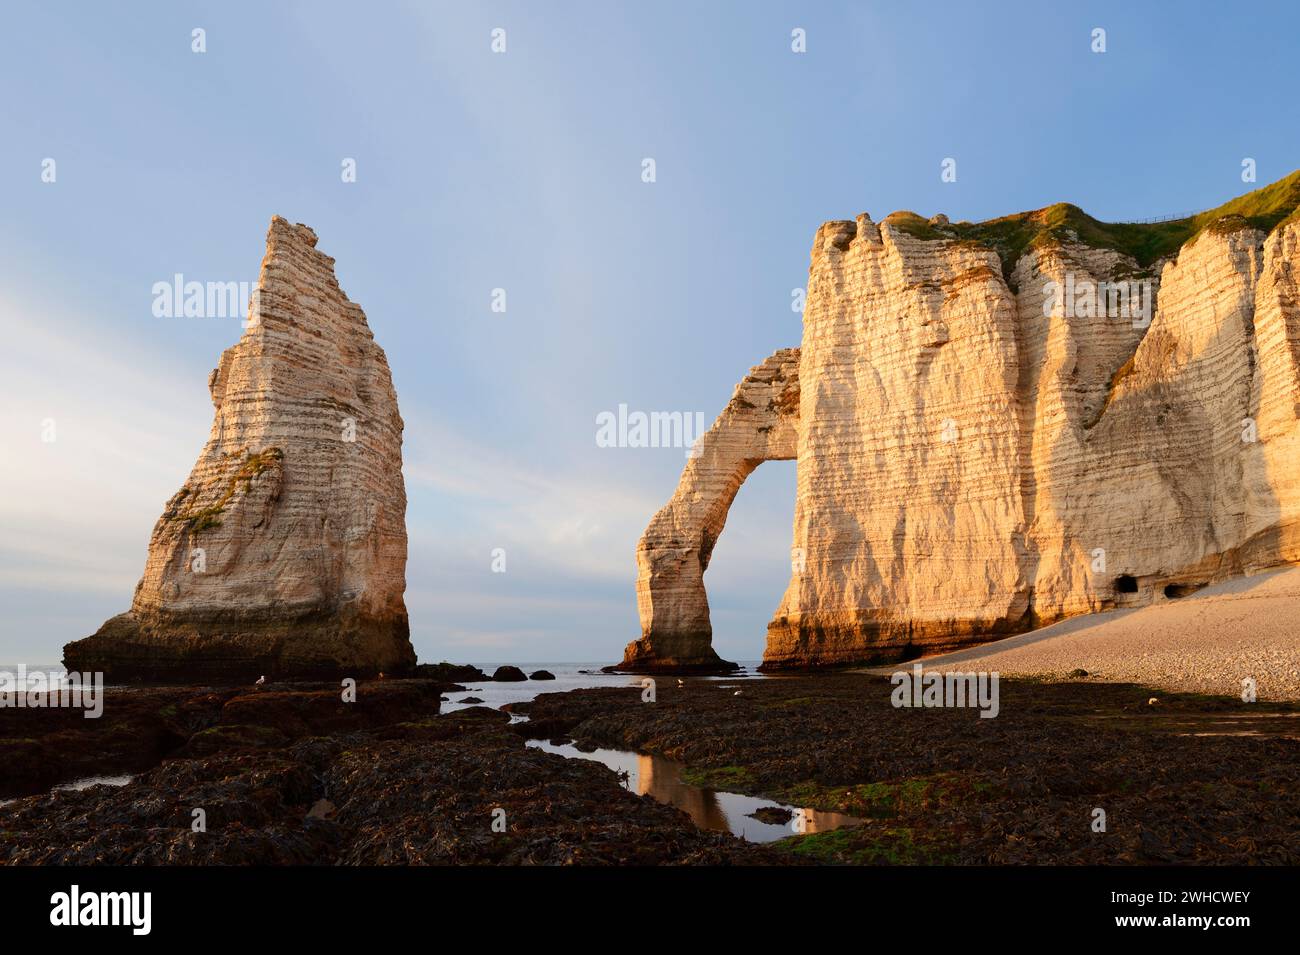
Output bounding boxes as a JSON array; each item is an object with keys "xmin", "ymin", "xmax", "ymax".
[
  {"xmin": 625, "ymin": 177, "xmax": 1300, "ymax": 671},
  {"xmin": 65, "ymin": 217, "xmax": 414, "ymax": 681}
]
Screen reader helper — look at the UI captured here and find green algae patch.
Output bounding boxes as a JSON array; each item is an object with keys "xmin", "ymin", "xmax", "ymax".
[
  {"xmin": 774, "ymin": 772, "xmax": 995, "ymax": 820},
  {"xmin": 882, "ymin": 170, "xmax": 1300, "ymax": 282},
  {"xmin": 680, "ymin": 765, "xmax": 756, "ymax": 790},
  {"xmin": 183, "ymin": 723, "xmax": 290, "ymax": 755},
  {"xmin": 776, "ymin": 825, "xmax": 955, "ymax": 865},
  {"xmin": 172, "ymin": 447, "xmax": 283, "ymax": 533}
]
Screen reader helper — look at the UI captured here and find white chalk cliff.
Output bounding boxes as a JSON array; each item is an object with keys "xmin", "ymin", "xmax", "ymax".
[
  {"xmin": 65, "ymin": 217, "xmax": 413, "ymax": 680},
  {"xmin": 623, "ymin": 173, "xmax": 1300, "ymax": 671}
]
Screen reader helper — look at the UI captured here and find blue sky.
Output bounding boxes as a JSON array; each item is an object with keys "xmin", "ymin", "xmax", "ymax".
[{"xmin": 2, "ymin": 0, "xmax": 1296, "ymax": 665}]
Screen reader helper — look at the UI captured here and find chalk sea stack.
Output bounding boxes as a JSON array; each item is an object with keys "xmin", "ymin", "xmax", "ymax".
[
  {"xmin": 623, "ymin": 172, "xmax": 1300, "ymax": 672},
  {"xmin": 64, "ymin": 217, "xmax": 414, "ymax": 681}
]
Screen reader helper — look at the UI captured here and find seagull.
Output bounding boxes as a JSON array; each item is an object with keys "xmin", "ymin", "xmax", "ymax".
[
  {"xmin": 677, "ymin": 679, "xmax": 685, "ymax": 686},
  {"xmin": 255, "ymin": 675, "xmax": 266, "ymax": 687},
  {"xmin": 733, "ymin": 690, "xmax": 743, "ymax": 696}
]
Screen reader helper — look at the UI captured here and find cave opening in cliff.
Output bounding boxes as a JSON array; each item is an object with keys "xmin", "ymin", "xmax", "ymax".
[
  {"xmin": 1163, "ymin": 582, "xmax": 1205, "ymax": 599},
  {"xmin": 1114, "ymin": 575, "xmax": 1139, "ymax": 594},
  {"xmin": 701, "ymin": 460, "xmax": 797, "ymax": 665}
]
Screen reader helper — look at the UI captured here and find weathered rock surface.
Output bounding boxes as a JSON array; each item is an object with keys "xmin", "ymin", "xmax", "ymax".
[
  {"xmin": 626, "ymin": 176, "xmax": 1300, "ymax": 670},
  {"xmin": 414, "ymin": 662, "xmax": 489, "ymax": 682},
  {"xmin": 621, "ymin": 349, "xmax": 800, "ymax": 671},
  {"xmin": 0, "ymin": 682, "xmax": 775, "ymax": 866},
  {"xmin": 512, "ymin": 677, "xmax": 1300, "ymax": 864},
  {"xmin": 64, "ymin": 217, "xmax": 413, "ymax": 681},
  {"xmin": 0, "ymin": 679, "xmax": 445, "ymax": 799}
]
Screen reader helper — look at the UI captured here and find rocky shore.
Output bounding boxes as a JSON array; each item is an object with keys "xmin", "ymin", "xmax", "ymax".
[
  {"xmin": 3, "ymin": 673, "xmax": 1297, "ymax": 865},
  {"xmin": 0, "ymin": 678, "xmax": 777, "ymax": 864},
  {"xmin": 510, "ymin": 674, "xmax": 1300, "ymax": 864}
]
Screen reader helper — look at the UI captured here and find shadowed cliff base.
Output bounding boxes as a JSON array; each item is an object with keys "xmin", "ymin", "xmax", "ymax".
[
  {"xmin": 760, "ymin": 606, "xmax": 1039, "ymax": 670},
  {"xmin": 63, "ymin": 607, "xmax": 416, "ymax": 684},
  {"xmin": 616, "ymin": 632, "xmax": 740, "ymax": 675}
]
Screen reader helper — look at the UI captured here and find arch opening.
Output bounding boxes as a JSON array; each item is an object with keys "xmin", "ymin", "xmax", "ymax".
[
  {"xmin": 619, "ymin": 348, "xmax": 801, "ymax": 673},
  {"xmin": 701, "ymin": 459, "xmax": 797, "ymax": 667}
]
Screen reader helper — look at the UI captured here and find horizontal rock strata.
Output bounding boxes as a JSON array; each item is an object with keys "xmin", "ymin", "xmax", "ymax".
[
  {"xmin": 626, "ymin": 176, "xmax": 1300, "ymax": 670},
  {"xmin": 64, "ymin": 217, "xmax": 413, "ymax": 681},
  {"xmin": 620, "ymin": 349, "xmax": 800, "ymax": 672}
]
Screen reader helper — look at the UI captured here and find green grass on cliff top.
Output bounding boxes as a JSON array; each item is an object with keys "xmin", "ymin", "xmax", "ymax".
[{"xmin": 886, "ymin": 169, "xmax": 1300, "ymax": 276}]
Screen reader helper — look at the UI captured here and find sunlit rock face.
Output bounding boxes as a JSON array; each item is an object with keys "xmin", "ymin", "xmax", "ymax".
[
  {"xmin": 620, "ymin": 349, "xmax": 800, "ymax": 672},
  {"xmin": 626, "ymin": 204, "xmax": 1300, "ymax": 671},
  {"xmin": 65, "ymin": 217, "xmax": 414, "ymax": 681}
]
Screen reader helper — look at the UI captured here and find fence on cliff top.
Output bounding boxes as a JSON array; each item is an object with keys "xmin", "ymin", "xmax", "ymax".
[{"xmin": 1114, "ymin": 209, "xmax": 1206, "ymax": 225}]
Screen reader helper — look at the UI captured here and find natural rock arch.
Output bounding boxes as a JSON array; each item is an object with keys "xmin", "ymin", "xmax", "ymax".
[
  {"xmin": 623, "ymin": 185, "xmax": 1300, "ymax": 673},
  {"xmin": 619, "ymin": 349, "xmax": 800, "ymax": 672}
]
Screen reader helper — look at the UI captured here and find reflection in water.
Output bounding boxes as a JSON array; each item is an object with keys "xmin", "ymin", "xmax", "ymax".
[{"xmin": 527, "ymin": 740, "xmax": 860, "ymax": 844}]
